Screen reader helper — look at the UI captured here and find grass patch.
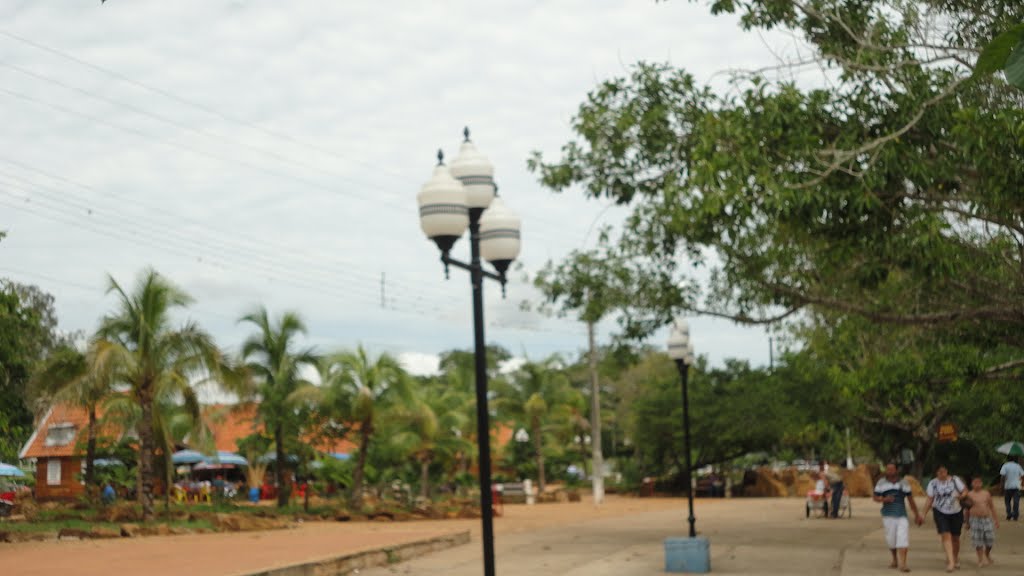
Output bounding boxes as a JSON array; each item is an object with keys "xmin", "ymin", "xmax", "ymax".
[{"xmin": 1, "ymin": 518, "xmax": 214, "ymax": 534}]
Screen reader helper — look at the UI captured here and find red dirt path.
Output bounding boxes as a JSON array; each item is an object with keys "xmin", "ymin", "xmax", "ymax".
[{"xmin": 2, "ymin": 496, "xmax": 683, "ymax": 576}]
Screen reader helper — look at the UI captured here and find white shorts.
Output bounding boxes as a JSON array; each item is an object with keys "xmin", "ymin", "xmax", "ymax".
[{"xmin": 883, "ymin": 516, "xmax": 910, "ymax": 549}]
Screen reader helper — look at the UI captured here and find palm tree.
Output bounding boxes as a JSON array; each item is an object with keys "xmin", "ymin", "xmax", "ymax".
[
  {"xmin": 94, "ymin": 269, "xmax": 230, "ymax": 520},
  {"xmin": 103, "ymin": 377, "xmax": 208, "ymax": 511},
  {"xmin": 391, "ymin": 383, "xmax": 472, "ymax": 499},
  {"xmin": 239, "ymin": 306, "xmax": 318, "ymax": 507},
  {"xmin": 494, "ymin": 356, "xmax": 583, "ymax": 492},
  {"xmin": 319, "ymin": 345, "xmax": 409, "ymax": 509},
  {"xmin": 29, "ymin": 342, "xmax": 115, "ymax": 499}
]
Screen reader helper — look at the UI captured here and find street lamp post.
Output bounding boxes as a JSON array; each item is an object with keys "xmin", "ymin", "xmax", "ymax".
[
  {"xmin": 667, "ymin": 320, "xmax": 697, "ymax": 538},
  {"xmin": 417, "ymin": 128, "xmax": 521, "ymax": 576},
  {"xmin": 664, "ymin": 319, "xmax": 708, "ymax": 573}
]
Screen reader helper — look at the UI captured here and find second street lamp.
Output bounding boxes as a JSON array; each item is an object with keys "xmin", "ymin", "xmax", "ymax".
[
  {"xmin": 416, "ymin": 128, "xmax": 521, "ymax": 576},
  {"xmin": 667, "ymin": 319, "xmax": 697, "ymax": 538},
  {"xmin": 665, "ymin": 319, "xmax": 709, "ymax": 573}
]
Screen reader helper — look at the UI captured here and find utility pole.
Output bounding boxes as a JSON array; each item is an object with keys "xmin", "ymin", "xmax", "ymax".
[
  {"xmin": 768, "ymin": 336, "xmax": 774, "ymax": 371},
  {"xmin": 845, "ymin": 427, "xmax": 854, "ymax": 469},
  {"xmin": 587, "ymin": 320, "xmax": 605, "ymax": 505},
  {"xmin": 380, "ymin": 272, "xmax": 386, "ymax": 308}
]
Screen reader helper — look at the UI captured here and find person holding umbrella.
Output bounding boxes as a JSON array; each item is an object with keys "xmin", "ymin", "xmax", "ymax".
[{"xmin": 997, "ymin": 444, "xmax": 1024, "ymax": 521}]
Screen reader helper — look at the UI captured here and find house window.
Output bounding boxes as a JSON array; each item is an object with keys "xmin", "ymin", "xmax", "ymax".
[
  {"xmin": 47, "ymin": 459, "xmax": 62, "ymax": 485},
  {"xmin": 44, "ymin": 423, "xmax": 76, "ymax": 447}
]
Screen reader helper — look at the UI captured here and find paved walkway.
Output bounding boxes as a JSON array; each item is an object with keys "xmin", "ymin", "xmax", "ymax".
[
  {"xmin": 6, "ymin": 497, "xmax": 1024, "ymax": 575},
  {"xmin": 3, "ymin": 522, "xmax": 465, "ymax": 576},
  {"xmin": 361, "ymin": 498, "xmax": 1024, "ymax": 576}
]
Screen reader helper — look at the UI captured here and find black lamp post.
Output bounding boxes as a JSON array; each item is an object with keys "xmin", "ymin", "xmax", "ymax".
[
  {"xmin": 417, "ymin": 128, "xmax": 521, "ymax": 576},
  {"xmin": 667, "ymin": 319, "xmax": 697, "ymax": 538}
]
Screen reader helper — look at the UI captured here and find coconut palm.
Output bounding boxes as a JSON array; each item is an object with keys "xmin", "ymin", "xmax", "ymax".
[
  {"xmin": 103, "ymin": 377, "xmax": 208, "ymax": 511},
  {"xmin": 390, "ymin": 383, "xmax": 472, "ymax": 499},
  {"xmin": 94, "ymin": 269, "xmax": 230, "ymax": 520},
  {"xmin": 494, "ymin": 356, "xmax": 584, "ymax": 492},
  {"xmin": 239, "ymin": 306, "xmax": 319, "ymax": 507},
  {"xmin": 29, "ymin": 342, "xmax": 115, "ymax": 498},
  {"xmin": 319, "ymin": 345, "xmax": 410, "ymax": 509}
]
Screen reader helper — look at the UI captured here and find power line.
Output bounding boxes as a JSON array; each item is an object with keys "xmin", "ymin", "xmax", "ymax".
[
  {"xmin": 0, "ymin": 157, "xmax": 455, "ymax": 302},
  {"xmin": 0, "ymin": 177, "xmax": 392, "ymax": 305},
  {"xmin": 0, "ymin": 30, "xmax": 586, "ymax": 243},
  {"xmin": 1, "ymin": 184, "xmax": 572, "ymax": 335},
  {"xmin": 0, "ymin": 188, "xmax": 402, "ymax": 313},
  {"xmin": 0, "ymin": 61, "xmax": 407, "ymax": 202},
  {"xmin": 0, "ymin": 86, "xmax": 412, "ymax": 214},
  {"xmin": 0, "ymin": 28, "xmax": 414, "ymax": 184},
  {"xmin": 0, "ymin": 83, "xmax": 578, "ymax": 248}
]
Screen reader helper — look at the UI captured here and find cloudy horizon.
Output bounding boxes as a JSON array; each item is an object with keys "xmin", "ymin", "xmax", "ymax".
[{"xmin": 0, "ymin": 1, "xmax": 800, "ymax": 379}]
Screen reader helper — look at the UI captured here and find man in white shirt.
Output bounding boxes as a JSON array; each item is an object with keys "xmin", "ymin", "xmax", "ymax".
[{"xmin": 999, "ymin": 456, "xmax": 1024, "ymax": 521}]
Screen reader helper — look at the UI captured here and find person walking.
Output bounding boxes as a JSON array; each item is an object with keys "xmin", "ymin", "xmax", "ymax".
[
  {"xmin": 922, "ymin": 465, "xmax": 968, "ymax": 572},
  {"xmin": 820, "ymin": 461, "xmax": 844, "ymax": 518},
  {"xmin": 964, "ymin": 475, "xmax": 999, "ymax": 567},
  {"xmin": 999, "ymin": 455, "xmax": 1023, "ymax": 521},
  {"xmin": 873, "ymin": 462, "xmax": 923, "ymax": 573}
]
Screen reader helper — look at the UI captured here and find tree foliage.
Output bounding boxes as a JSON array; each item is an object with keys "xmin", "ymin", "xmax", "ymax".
[
  {"xmin": 239, "ymin": 307, "xmax": 319, "ymax": 507},
  {"xmin": 0, "ymin": 279, "xmax": 65, "ymax": 462},
  {"xmin": 94, "ymin": 269, "xmax": 232, "ymax": 520},
  {"xmin": 530, "ymin": 0, "xmax": 1024, "ymax": 360},
  {"xmin": 318, "ymin": 345, "xmax": 410, "ymax": 509}
]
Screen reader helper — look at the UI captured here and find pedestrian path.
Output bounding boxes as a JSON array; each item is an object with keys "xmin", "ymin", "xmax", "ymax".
[
  {"xmin": 4, "ymin": 522, "xmax": 468, "ymax": 576},
  {"xmin": 361, "ymin": 498, "xmax": 1024, "ymax": 575}
]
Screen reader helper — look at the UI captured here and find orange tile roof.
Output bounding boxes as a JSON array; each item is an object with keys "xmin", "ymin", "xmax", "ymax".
[
  {"xmin": 202, "ymin": 404, "xmax": 357, "ymax": 455},
  {"xmin": 23, "ymin": 403, "xmax": 506, "ymax": 460},
  {"xmin": 494, "ymin": 423, "xmax": 514, "ymax": 447},
  {"xmin": 203, "ymin": 404, "xmax": 261, "ymax": 453},
  {"xmin": 19, "ymin": 404, "xmax": 123, "ymax": 459}
]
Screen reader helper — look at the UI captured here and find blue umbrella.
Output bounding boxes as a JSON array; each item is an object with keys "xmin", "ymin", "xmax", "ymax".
[
  {"xmin": 93, "ymin": 458, "xmax": 125, "ymax": 467},
  {"xmin": 0, "ymin": 462, "xmax": 26, "ymax": 477},
  {"xmin": 207, "ymin": 451, "xmax": 248, "ymax": 466},
  {"xmin": 258, "ymin": 452, "xmax": 299, "ymax": 464},
  {"xmin": 171, "ymin": 450, "xmax": 206, "ymax": 465}
]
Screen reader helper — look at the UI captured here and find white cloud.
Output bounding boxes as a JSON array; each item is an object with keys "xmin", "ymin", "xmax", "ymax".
[
  {"xmin": 398, "ymin": 351, "xmax": 440, "ymax": 377},
  {"xmin": 0, "ymin": 0, "xmax": 791, "ymax": 369}
]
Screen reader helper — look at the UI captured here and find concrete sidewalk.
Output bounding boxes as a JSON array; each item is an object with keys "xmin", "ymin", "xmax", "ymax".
[{"xmin": 361, "ymin": 498, "xmax": 1024, "ymax": 575}]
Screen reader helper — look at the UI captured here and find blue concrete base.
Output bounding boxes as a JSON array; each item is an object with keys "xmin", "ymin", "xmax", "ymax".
[{"xmin": 664, "ymin": 536, "xmax": 711, "ymax": 573}]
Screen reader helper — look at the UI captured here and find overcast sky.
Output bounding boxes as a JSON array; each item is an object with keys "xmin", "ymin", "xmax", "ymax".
[{"xmin": 0, "ymin": 0, "xmax": 794, "ymax": 378}]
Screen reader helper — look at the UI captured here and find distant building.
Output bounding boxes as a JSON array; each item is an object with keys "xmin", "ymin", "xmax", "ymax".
[{"xmin": 18, "ymin": 402, "xmax": 357, "ymax": 500}]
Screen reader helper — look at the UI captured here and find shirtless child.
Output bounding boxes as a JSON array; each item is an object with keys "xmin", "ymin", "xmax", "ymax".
[{"xmin": 965, "ymin": 476, "xmax": 999, "ymax": 567}]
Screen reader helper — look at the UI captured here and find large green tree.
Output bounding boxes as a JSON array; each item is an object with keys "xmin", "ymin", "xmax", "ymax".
[
  {"xmin": 790, "ymin": 314, "xmax": 1021, "ymax": 476},
  {"xmin": 95, "ymin": 269, "xmax": 231, "ymax": 520},
  {"xmin": 626, "ymin": 351, "xmax": 800, "ymax": 485},
  {"xmin": 530, "ymin": 0, "xmax": 1024, "ymax": 369},
  {"xmin": 0, "ymin": 279, "xmax": 64, "ymax": 462},
  {"xmin": 239, "ymin": 307, "xmax": 319, "ymax": 507}
]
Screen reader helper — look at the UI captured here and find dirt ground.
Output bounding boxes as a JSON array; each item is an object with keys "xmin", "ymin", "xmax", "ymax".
[
  {"xmin": 6, "ymin": 496, "xmax": 1024, "ymax": 575},
  {"xmin": 0, "ymin": 496, "xmax": 674, "ymax": 576}
]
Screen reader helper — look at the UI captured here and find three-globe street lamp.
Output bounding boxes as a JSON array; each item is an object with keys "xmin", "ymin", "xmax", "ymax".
[
  {"xmin": 417, "ymin": 128, "xmax": 521, "ymax": 576},
  {"xmin": 667, "ymin": 319, "xmax": 697, "ymax": 539}
]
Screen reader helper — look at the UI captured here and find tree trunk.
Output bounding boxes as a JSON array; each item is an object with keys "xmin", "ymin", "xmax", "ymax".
[
  {"xmin": 137, "ymin": 386, "xmax": 156, "ymax": 521},
  {"xmin": 164, "ymin": 451, "xmax": 172, "ymax": 514},
  {"xmin": 275, "ymin": 424, "xmax": 289, "ymax": 508},
  {"xmin": 420, "ymin": 455, "xmax": 431, "ymax": 500},
  {"xmin": 85, "ymin": 406, "xmax": 97, "ymax": 502},
  {"xmin": 587, "ymin": 320, "xmax": 605, "ymax": 505},
  {"xmin": 533, "ymin": 421, "xmax": 546, "ymax": 492},
  {"xmin": 350, "ymin": 420, "xmax": 372, "ymax": 510}
]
